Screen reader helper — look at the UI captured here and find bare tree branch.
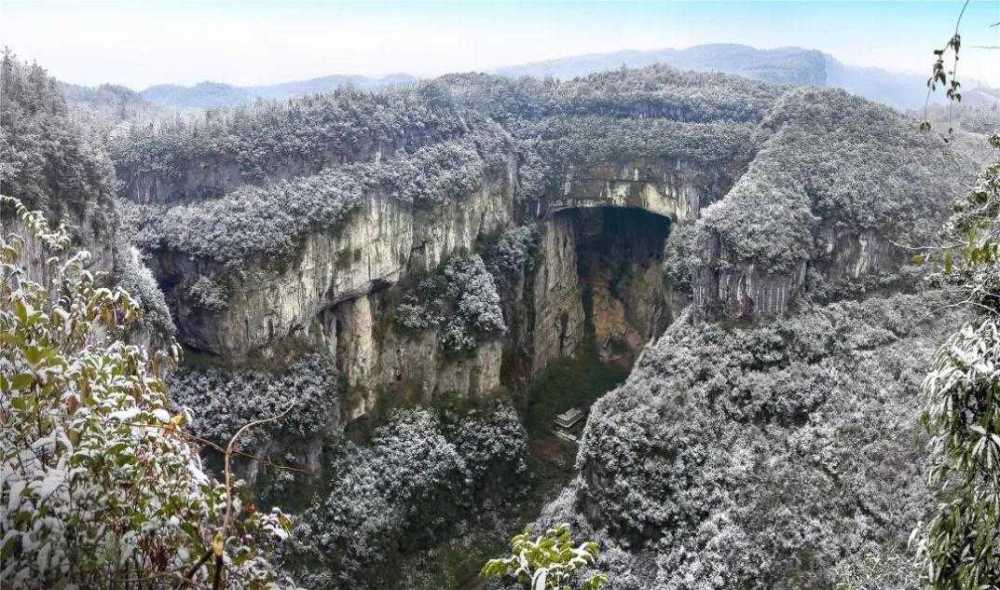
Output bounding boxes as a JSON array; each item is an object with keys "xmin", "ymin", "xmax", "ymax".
[{"xmin": 211, "ymin": 406, "xmax": 295, "ymax": 590}]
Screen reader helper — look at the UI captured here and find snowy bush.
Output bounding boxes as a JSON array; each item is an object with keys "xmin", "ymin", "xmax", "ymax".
[
  {"xmin": 287, "ymin": 404, "xmax": 526, "ymax": 589},
  {"xmin": 0, "ymin": 197, "xmax": 291, "ymax": 589},
  {"xmin": 395, "ymin": 254, "xmax": 506, "ymax": 355},
  {"xmin": 169, "ymin": 354, "xmax": 339, "ymax": 446}
]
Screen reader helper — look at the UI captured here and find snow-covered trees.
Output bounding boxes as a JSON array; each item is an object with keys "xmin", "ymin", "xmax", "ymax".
[
  {"xmin": 169, "ymin": 355, "xmax": 339, "ymax": 446},
  {"xmin": 1, "ymin": 49, "xmax": 116, "ymax": 262},
  {"xmin": 0, "ymin": 197, "xmax": 290, "ymax": 588},
  {"xmin": 395, "ymin": 254, "xmax": 506, "ymax": 355},
  {"xmin": 573, "ymin": 292, "xmax": 959, "ymax": 589},
  {"xmin": 286, "ymin": 405, "xmax": 527, "ymax": 589}
]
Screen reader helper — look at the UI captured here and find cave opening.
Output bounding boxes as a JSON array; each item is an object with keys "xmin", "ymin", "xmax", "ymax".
[{"xmin": 570, "ymin": 205, "xmax": 673, "ymax": 367}]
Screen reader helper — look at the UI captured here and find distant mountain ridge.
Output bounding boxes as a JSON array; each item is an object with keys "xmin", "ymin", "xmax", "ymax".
[
  {"xmin": 496, "ymin": 44, "xmax": 829, "ymax": 87},
  {"xmin": 496, "ymin": 43, "xmax": 998, "ymax": 111},
  {"xmin": 91, "ymin": 43, "xmax": 996, "ymax": 113},
  {"xmin": 139, "ymin": 73, "xmax": 417, "ymax": 109}
]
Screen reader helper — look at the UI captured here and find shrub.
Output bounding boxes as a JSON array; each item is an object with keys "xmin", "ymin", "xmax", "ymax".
[
  {"xmin": 394, "ymin": 254, "xmax": 506, "ymax": 354},
  {"xmin": 287, "ymin": 404, "xmax": 527, "ymax": 589},
  {"xmin": 0, "ymin": 197, "xmax": 290, "ymax": 589}
]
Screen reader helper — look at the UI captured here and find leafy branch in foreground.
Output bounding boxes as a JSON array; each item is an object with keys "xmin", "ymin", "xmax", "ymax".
[
  {"xmin": 913, "ymin": 138, "xmax": 1000, "ymax": 589},
  {"xmin": 481, "ymin": 524, "xmax": 607, "ymax": 590},
  {"xmin": 0, "ymin": 195, "xmax": 291, "ymax": 589},
  {"xmin": 920, "ymin": 0, "xmax": 969, "ymax": 133}
]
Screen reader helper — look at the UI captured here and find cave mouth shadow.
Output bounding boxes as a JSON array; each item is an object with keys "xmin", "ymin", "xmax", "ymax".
[{"xmin": 556, "ymin": 205, "xmax": 673, "ymax": 368}]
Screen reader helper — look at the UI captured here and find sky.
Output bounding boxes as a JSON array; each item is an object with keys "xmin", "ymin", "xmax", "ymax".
[{"xmin": 0, "ymin": 0, "xmax": 998, "ymax": 90}]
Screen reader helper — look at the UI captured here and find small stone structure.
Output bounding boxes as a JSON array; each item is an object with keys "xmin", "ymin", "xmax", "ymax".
[{"xmin": 554, "ymin": 407, "xmax": 585, "ymax": 442}]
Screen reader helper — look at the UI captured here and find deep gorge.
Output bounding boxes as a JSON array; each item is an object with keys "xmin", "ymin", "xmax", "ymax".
[{"xmin": 6, "ymin": 58, "xmax": 985, "ymax": 589}]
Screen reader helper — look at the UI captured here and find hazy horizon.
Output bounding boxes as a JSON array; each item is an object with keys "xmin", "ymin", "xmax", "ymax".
[{"xmin": 2, "ymin": 0, "xmax": 999, "ymax": 91}]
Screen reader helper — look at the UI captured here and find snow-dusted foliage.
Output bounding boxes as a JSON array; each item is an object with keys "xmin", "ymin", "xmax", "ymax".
[
  {"xmin": 113, "ymin": 243, "xmax": 176, "ymax": 339},
  {"xmin": 169, "ymin": 354, "xmax": 340, "ymax": 446},
  {"xmin": 482, "ymin": 224, "xmax": 540, "ymax": 286},
  {"xmin": 134, "ymin": 126, "xmax": 507, "ymax": 266},
  {"xmin": 0, "ymin": 198, "xmax": 290, "ymax": 589},
  {"xmin": 912, "ymin": 137, "xmax": 1000, "ymax": 588},
  {"xmin": 684, "ymin": 87, "xmax": 968, "ymax": 274},
  {"xmin": 395, "ymin": 254, "xmax": 506, "ymax": 354},
  {"xmin": 286, "ymin": 404, "xmax": 527, "ymax": 589},
  {"xmin": 481, "ymin": 524, "xmax": 607, "ymax": 590},
  {"xmin": 573, "ymin": 293, "xmax": 960, "ymax": 589}
]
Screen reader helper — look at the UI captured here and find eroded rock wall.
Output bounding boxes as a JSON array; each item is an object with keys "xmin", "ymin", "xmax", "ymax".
[
  {"xmin": 152, "ymin": 164, "xmax": 515, "ymax": 359},
  {"xmin": 332, "ymin": 292, "xmax": 504, "ymax": 421},
  {"xmin": 532, "ymin": 212, "xmax": 586, "ymax": 373}
]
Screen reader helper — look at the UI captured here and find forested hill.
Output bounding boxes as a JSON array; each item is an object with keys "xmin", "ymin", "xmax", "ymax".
[
  {"xmin": 137, "ymin": 73, "xmax": 418, "ymax": 109},
  {"xmin": 0, "ymin": 50, "xmax": 118, "ymax": 269},
  {"xmin": 497, "ymin": 43, "xmax": 999, "ymax": 112}
]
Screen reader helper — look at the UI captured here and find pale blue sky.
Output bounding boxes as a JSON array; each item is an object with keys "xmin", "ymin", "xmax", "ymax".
[{"xmin": 1, "ymin": 1, "xmax": 998, "ymax": 89}]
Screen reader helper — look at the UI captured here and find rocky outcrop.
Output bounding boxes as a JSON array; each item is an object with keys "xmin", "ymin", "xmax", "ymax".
[
  {"xmin": 331, "ymin": 293, "xmax": 504, "ymax": 421},
  {"xmin": 547, "ymin": 159, "xmax": 721, "ymax": 222},
  {"xmin": 152, "ymin": 164, "xmax": 515, "ymax": 359},
  {"xmin": 693, "ymin": 227, "xmax": 907, "ymax": 320},
  {"xmin": 532, "ymin": 212, "xmax": 586, "ymax": 372}
]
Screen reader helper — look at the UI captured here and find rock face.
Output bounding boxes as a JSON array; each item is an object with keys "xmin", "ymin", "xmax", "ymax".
[
  {"xmin": 152, "ymin": 164, "xmax": 516, "ymax": 359},
  {"xmin": 531, "ymin": 212, "xmax": 586, "ymax": 373},
  {"xmin": 330, "ymin": 292, "xmax": 505, "ymax": 421},
  {"xmin": 548, "ymin": 159, "xmax": 709, "ymax": 223}
]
